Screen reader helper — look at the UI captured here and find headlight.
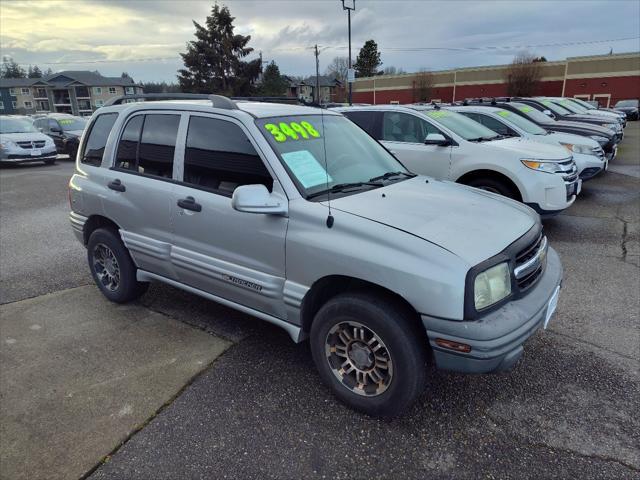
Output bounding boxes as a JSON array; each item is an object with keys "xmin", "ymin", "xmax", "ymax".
[
  {"xmin": 560, "ymin": 143, "xmax": 593, "ymax": 155},
  {"xmin": 605, "ymin": 123, "xmax": 616, "ymax": 131},
  {"xmin": 0, "ymin": 140, "xmax": 17, "ymax": 149},
  {"xmin": 474, "ymin": 262, "xmax": 512, "ymax": 310},
  {"xmin": 521, "ymin": 159, "xmax": 562, "ymax": 174},
  {"xmin": 590, "ymin": 135, "xmax": 608, "ymax": 145}
]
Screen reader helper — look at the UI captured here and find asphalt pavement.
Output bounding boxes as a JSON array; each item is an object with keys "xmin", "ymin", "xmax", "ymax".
[{"xmin": 1, "ymin": 123, "xmax": 639, "ymax": 479}]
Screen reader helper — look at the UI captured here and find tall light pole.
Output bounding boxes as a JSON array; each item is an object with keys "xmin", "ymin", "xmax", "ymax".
[{"xmin": 342, "ymin": 0, "xmax": 355, "ymax": 105}]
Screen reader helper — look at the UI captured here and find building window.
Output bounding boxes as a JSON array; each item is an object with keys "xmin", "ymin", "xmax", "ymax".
[
  {"xmin": 108, "ymin": 87, "xmax": 117, "ymax": 94},
  {"xmin": 93, "ymin": 87, "xmax": 102, "ymax": 95},
  {"xmin": 21, "ymin": 88, "xmax": 30, "ymax": 95},
  {"xmin": 0, "ymin": 101, "xmax": 4, "ymax": 110},
  {"xmin": 125, "ymin": 86, "xmax": 135, "ymax": 95},
  {"xmin": 12, "ymin": 101, "xmax": 17, "ymax": 108},
  {"xmin": 24, "ymin": 101, "xmax": 33, "ymax": 109},
  {"xmin": 77, "ymin": 99, "xmax": 92, "ymax": 110},
  {"xmin": 75, "ymin": 86, "xmax": 90, "ymax": 98},
  {"xmin": 9, "ymin": 88, "xmax": 17, "ymax": 95},
  {"xmin": 95, "ymin": 99, "xmax": 105, "ymax": 107},
  {"xmin": 35, "ymin": 100, "xmax": 50, "ymax": 111},
  {"xmin": 34, "ymin": 88, "xmax": 47, "ymax": 98}
]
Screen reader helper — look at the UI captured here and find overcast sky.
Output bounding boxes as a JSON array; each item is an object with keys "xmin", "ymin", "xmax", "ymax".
[{"xmin": 1, "ymin": 0, "xmax": 639, "ymax": 82}]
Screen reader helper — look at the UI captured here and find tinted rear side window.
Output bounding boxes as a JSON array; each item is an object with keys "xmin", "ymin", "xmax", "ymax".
[
  {"xmin": 115, "ymin": 115, "xmax": 144, "ymax": 171},
  {"xmin": 138, "ymin": 114, "xmax": 180, "ymax": 178},
  {"xmin": 183, "ymin": 116, "xmax": 272, "ymax": 196},
  {"xmin": 342, "ymin": 111, "xmax": 381, "ymax": 138},
  {"xmin": 82, "ymin": 113, "xmax": 117, "ymax": 166}
]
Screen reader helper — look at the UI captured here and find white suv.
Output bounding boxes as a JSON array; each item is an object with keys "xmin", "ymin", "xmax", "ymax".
[
  {"xmin": 449, "ymin": 105, "xmax": 607, "ymax": 181},
  {"xmin": 337, "ymin": 105, "xmax": 579, "ymax": 216}
]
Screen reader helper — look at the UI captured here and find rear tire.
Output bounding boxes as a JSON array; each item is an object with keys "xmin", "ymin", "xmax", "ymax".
[
  {"xmin": 310, "ymin": 292, "xmax": 428, "ymax": 417},
  {"xmin": 466, "ymin": 177, "xmax": 518, "ymax": 199},
  {"xmin": 87, "ymin": 227, "xmax": 149, "ymax": 303}
]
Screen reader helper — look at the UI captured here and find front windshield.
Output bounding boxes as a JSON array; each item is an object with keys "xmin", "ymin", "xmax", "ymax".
[
  {"xmin": 0, "ymin": 117, "xmax": 38, "ymax": 134},
  {"xmin": 494, "ymin": 109, "xmax": 547, "ymax": 135},
  {"xmin": 58, "ymin": 117, "xmax": 87, "ymax": 131},
  {"xmin": 511, "ymin": 103, "xmax": 557, "ymax": 123},
  {"xmin": 540, "ymin": 100, "xmax": 572, "ymax": 115},
  {"xmin": 256, "ymin": 114, "xmax": 409, "ymax": 199},
  {"xmin": 557, "ymin": 99, "xmax": 588, "ymax": 114},
  {"xmin": 571, "ymin": 98, "xmax": 595, "ymax": 109},
  {"xmin": 615, "ymin": 100, "xmax": 638, "ymax": 108},
  {"xmin": 421, "ymin": 109, "xmax": 498, "ymax": 141}
]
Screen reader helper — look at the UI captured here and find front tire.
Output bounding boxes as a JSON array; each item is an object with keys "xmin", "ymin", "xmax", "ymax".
[
  {"xmin": 466, "ymin": 177, "xmax": 518, "ymax": 199},
  {"xmin": 87, "ymin": 228, "xmax": 148, "ymax": 303},
  {"xmin": 67, "ymin": 143, "xmax": 78, "ymax": 161},
  {"xmin": 44, "ymin": 159, "xmax": 56, "ymax": 165},
  {"xmin": 310, "ymin": 292, "xmax": 428, "ymax": 417}
]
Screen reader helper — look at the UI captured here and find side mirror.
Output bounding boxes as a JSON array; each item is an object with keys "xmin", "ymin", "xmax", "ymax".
[
  {"xmin": 542, "ymin": 109, "xmax": 555, "ymax": 119},
  {"xmin": 51, "ymin": 127, "xmax": 62, "ymax": 133},
  {"xmin": 424, "ymin": 133, "xmax": 450, "ymax": 146},
  {"xmin": 232, "ymin": 184, "xmax": 288, "ymax": 216},
  {"xmin": 37, "ymin": 128, "xmax": 44, "ymax": 133}
]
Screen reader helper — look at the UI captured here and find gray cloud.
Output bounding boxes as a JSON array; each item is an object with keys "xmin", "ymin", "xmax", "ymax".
[{"xmin": 2, "ymin": 0, "xmax": 638, "ymax": 82}]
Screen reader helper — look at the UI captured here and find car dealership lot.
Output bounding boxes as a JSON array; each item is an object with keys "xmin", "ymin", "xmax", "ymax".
[{"xmin": 1, "ymin": 122, "xmax": 639, "ymax": 479}]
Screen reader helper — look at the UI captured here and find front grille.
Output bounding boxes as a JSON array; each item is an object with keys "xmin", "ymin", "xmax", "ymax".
[
  {"xmin": 16, "ymin": 140, "xmax": 46, "ymax": 149},
  {"xmin": 514, "ymin": 232, "xmax": 546, "ymax": 292}
]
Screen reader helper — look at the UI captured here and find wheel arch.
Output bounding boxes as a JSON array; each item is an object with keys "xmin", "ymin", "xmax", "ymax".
[
  {"xmin": 83, "ymin": 215, "xmax": 121, "ymax": 245},
  {"xmin": 299, "ymin": 275, "xmax": 425, "ymax": 337},
  {"xmin": 455, "ymin": 169, "xmax": 523, "ymax": 202}
]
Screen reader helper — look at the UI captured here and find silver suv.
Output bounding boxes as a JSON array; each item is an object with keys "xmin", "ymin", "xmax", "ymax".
[{"xmin": 69, "ymin": 94, "xmax": 563, "ymax": 417}]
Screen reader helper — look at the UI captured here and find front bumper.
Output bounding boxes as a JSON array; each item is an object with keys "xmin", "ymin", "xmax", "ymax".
[
  {"xmin": 421, "ymin": 247, "xmax": 563, "ymax": 374},
  {"xmin": 0, "ymin": 146, "xmax": 57, "ymax": 163}
]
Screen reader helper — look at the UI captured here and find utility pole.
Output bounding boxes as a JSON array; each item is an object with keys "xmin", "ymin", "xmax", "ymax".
[
  {"xmin": 342, "ymin": 0, "xmax": 356, "ymax": 105},
  {"xmin": 315, "ymin": 44, "xmax": 320, "ymax": 105}
]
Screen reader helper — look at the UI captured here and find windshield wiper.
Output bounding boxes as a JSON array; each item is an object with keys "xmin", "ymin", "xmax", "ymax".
[
  {"xmin": 368, "ymin": 171, "xmax": 416, "ymax": 182},
  {"xmin": 306, "ymin": 181, "xmax": 382, "ymax": 200},
  {"xmin": 468, "ymin": 136, "xmax": 497, "ymax": 142}
]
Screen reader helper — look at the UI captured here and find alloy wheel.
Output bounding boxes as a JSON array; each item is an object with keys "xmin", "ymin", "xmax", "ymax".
[{"xmin": 92, "ymin": 243, "xmax": 120, "ymax": 292}]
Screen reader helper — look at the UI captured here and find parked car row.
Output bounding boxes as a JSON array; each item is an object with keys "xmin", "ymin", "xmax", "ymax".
[
  {"xmin": 0, "ymin": 113, "xmax": 88, "ymax": 166},
  {"xmin": 336, "ymin": 95, "xmax": 629, "ymax": 217}
]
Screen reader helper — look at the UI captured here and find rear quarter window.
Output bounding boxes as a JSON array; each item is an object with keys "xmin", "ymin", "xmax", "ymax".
[
  {"xmin": 81, "ymin": 113, "xmax": 118, "ymax": 166},
  {"xmin": 342, "ymin": 111, "xmax": 381, "ymax": 139}
]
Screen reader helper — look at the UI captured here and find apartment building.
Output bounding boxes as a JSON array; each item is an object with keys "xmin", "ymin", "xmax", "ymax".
[
  {"xmin": 0, "ymin": 71, "xmax": 143, "ymax": 116},
  {"xmin": 285, "ymin": 76, "xmax": 344, "ymax": 104},
  {"xmin": 352, "ymin": 52, "xmax": 640, "ymax": 107}
]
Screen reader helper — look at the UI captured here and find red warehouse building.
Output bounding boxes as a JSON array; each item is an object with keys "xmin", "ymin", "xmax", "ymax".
[{"xmin": 352, "ymin": 52, "xmax": 640, "ymax": 107}]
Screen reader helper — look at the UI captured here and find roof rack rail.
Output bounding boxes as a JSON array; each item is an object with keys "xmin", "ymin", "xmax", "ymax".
[
  {"xmin": 231, "ymin": 96, "xmax": 300, "ymax": 105},
  {"xmin": 104, "ymin": 93, "xmax": 238, "ymax": 110}
]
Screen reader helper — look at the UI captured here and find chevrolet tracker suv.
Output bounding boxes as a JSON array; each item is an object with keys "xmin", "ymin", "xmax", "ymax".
[
  {"xmin": 69, "ymin": 94, "xmax": 562, "ymax": 417},
  {"xmin": 337, "ymin": 105, "xmax": 579, "ymax": 216},
  {"xmin": 451, "ymin": 105, "xmax": 607, "ymax": 181},
  {"xmin": 0, "ymin": 115, "xmax": 57, "ymax": 165}
]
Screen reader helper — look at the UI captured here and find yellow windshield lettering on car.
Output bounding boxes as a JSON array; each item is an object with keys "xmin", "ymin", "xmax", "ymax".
[
  {"xmin": 497, "ymin": 110, "xmax": 510, "ymax": 117},
  {"xmin": 264, "ymin": 121, "xmax": 321, "ymax": 142},
  {"xmin": 426, "ymin": 111, "xmax": 449, "ymax": 119},
  {"xmin": 518, "ymin": 106, "xmax": 533, "ymax": 113}
]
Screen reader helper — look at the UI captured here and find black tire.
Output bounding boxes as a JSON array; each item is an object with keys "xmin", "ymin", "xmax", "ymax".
[
  {"xmin": 44, "ymin": 159, "xmax": 56, "ymax": 165},
  {"xmin": 310, "ymin": 292, "xmax": 428, "ymax": 417},
  {"xmin": 67, "ymin": 144, "xmax": 78, "ymax": 161},
  {"xmin": 466, "ymin": 177, "xmax": 518, "ymax": 199},
  {"xmin": 87, "ymin": 227, "xmax": 149, "ymax": 303}
]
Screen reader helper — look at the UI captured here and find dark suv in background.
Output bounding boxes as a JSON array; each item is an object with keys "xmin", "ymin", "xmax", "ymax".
[
  {"xmin": 461, "ymin": 99, "xmax": 619, "ymax": 161},
  {"xmin": 33, "ymin": 114, "xmax": 88, "ymax": 160},
  {"xmin": 613, "ymin": 99, "xmax": 639, "ymax": 120}
]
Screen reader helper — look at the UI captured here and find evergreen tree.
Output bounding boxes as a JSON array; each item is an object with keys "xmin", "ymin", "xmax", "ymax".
[
  {"xmin": 353, "ymin": 40, "xmax": 382, "ymax": 78},
  {"xmin": 43, "ymin": 68, "xmax": 54, "ymax": 76},
  {"xmin": 177, "ymin": 4, "xmax": 260, "ymax": 95},
  {"xmin": 1, "ymin": 57, "xmax": 26, "ymax": 78},
  {"xmin": 28, "ymin": 65, "xmax": 42, "ymax": 78},
  {"xmin": 260, "ymin": 61, "xmax": 287, "ymax": 96}
]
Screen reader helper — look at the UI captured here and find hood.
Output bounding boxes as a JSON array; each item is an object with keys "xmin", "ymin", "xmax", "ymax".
[
  {"xmin": 583, "ymin": 109, "xmax": 621, "ymax": 119},
  {"xmin": 564, "ymin": 113, "xmax": 616, "ymax": 125},
  {"xmin": 64, "ymin": 130, "xmax": 84, "ymax": 138},
  {"xmin": 486, "ymin": 137, "xmax": 571, "ymax": 160},
  {"xmin": 549, "ymin": 120, "xmax": 615, "ymax": 137},
  {"xmin": 0, "ymin": 132, "xmax": 53, "ymax": 143},
  {"xmin": 330, "ymin": 176, "xmax": 537, "ymax": 266},
  {"xmin": 545, "ymin": 132, "xmax": 599, "ymax": 148},
  {"xmin": 616, "ymin": 106, "xmax": 638, "ymax": 113}
]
